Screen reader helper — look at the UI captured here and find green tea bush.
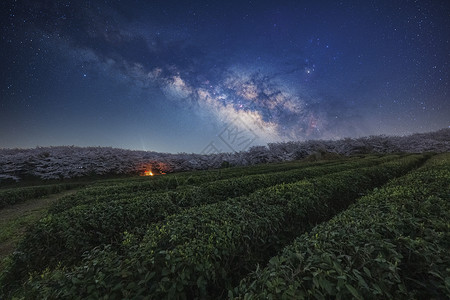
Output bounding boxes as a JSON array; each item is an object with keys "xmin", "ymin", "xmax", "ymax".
[
  {"xmin": 49, "ymin": 158, "xmax": 341, "ymax": 213},
  {"xmin": 0, "ymin": 183, "xmax": 84, "ymax": 209},
  {"xmin": 3, "ymin": 155, "xmax": 402, "ymax": 287},
  {"xmin": 11, "ymin": 155, "xmax": 426, "ymax": 299},
  {"xmin": 0, "ymin": 156, "xmax": 379, "ymax": 289},
  {"xmin": 232, "ymin": 153, "xmax": 449, "ymax": 299}
]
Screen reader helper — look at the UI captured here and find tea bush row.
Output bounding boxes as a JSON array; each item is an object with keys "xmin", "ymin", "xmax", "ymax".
[
  {"xmin": 232, "ymin": 153, "xmax": 449, "ymax": 299},
  {"xmin": 49, "ymin": 159, "xmax": 342, "ymax": 213},
  {"xmin": 0, "ymin": 182, "xmax": 84, "ymax": 209},
  {"xmin": 11, "ymin": 155, "xmax": 426, "ymax": 299},
  {"xmin": 1, "ymin": 156, "xmax": 388, "ymax": 285}
]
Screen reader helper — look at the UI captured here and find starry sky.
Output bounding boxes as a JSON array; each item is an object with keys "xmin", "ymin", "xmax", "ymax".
[{"xmin": 1, "ymin": 0, "xmax": 449, "ymax": 153}]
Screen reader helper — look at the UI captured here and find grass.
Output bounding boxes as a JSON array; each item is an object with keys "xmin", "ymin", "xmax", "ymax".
[{"xmin": 0, "ymin": 189, "xmax": 79, "ymax": 270}]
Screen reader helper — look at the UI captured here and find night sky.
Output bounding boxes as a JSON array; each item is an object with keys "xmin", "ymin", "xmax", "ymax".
[{"xmin": 1, "ymin": 1, "xmax": 449, "ymax": 153}]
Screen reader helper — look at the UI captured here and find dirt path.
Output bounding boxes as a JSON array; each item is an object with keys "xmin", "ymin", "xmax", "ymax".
[
  {"xmin": 0, "ymin": 189, "xmax": 78, "ymax": 223},
  {"xmin": 0, "ymin": 189, "xmax": 79, "ymax": 267}
]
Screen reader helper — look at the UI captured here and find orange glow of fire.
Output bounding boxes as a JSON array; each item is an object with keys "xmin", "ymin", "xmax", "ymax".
[{"xmin": 144, "ymin": 170, "xmax": 154, "ymax": 176}]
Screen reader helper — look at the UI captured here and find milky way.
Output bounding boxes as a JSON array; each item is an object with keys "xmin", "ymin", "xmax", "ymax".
[{"xmin": 1, "ymin": 1, "xmax": 449, "ymax": 153}]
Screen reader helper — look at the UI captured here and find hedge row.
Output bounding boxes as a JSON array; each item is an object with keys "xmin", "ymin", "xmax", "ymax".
[
  {"xmin": 0, "ymin": 156, "xmax": 387, "ymax": 287},
  {"xmin": 169, "ymin": 155, "xmax": 399, "ymax": 207},
  {"xmin": 11, "ymin": 154, "xmax": 427, "ymax": 299},
  {"xmin": 0, "ymin": 183, "xmax": 84, "ymax": 209},
  {"xmin": 232, "ymin": 153, "xmax": 449, "ymax": 299},
  {"xmin": 51, "ymin": 155, "xmax": 395, "ymax": 214},
  {"xmin": 49, "ymin": 158, "xmax": 342, "ymax": 213}
]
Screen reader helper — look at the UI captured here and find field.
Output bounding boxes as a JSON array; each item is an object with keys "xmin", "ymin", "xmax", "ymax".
[{"xmin": 0, "ymin": 153, "xmax": 449, "ymax": 299}]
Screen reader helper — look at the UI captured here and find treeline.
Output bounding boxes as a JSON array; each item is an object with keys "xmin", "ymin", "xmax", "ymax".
[{"xmin": 0, "ymin": 128, "xmax": 448, "ymax": 182}]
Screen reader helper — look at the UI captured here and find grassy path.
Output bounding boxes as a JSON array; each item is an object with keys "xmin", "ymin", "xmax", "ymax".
[{"xmin": 0, "ymin": 189, "xmax": 79, "ymax": 269}]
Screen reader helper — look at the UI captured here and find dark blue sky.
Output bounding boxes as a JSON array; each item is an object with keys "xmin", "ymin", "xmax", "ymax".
[{"xmin": 1, "ymin": 0, "xmax": 449, "ymax": 153}]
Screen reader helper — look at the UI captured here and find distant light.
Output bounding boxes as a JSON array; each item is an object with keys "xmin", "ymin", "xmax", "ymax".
[{"xmin": 143, "ymin": 170, "xmax": 153, "ymax": 176}]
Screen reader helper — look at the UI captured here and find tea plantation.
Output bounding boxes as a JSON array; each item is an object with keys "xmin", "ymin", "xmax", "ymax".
[{"xmin": 0, "ymin": 153, "xmax": 448, "ymax": 299}]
